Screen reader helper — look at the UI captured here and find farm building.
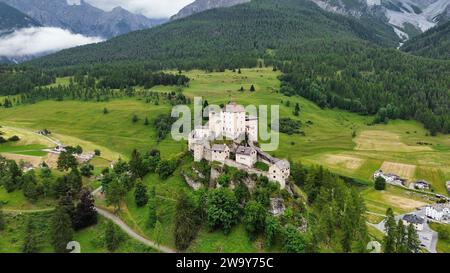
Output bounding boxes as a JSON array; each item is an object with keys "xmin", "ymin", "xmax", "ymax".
[
  {"xmin": 414, "ymin": 180, "xmax": 430, "ymax": 190},
  {"xmin": 425, "ymin": 204, "xmax": 450, "ymax": 223},
  {"xmin": 373, "ymin": 170, "xmax": 406, "ymax": 186},
  {"xmin": 402, "ymin": 214, "xmax": 425, "ymax": 231}
]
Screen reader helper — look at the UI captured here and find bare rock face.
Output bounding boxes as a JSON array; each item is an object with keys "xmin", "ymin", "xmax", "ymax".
[
  {"xmin": 2, "ymin": 0, "xmax": 165, "ymax": 38},
  {"xmin": 171, "ymin": 0, "xmax": 251, "ymax": 20}
]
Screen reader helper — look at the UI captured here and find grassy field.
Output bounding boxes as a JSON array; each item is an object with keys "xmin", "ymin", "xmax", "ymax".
[
  {"xmin": 0, "ymin": 67, "xmax": 449, "ymax": 252},
  {"xmin": 429, "ymin": 223, "xmax": 450, "ymax": 253},
  {"xmin": 0, "ymin": 211, "xmax": 154, "ymax": 253}
]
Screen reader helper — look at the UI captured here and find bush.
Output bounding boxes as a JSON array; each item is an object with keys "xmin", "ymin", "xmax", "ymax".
[
  {"xmin": 374, "ymin": 176, "xmax": 386, "ymax": 191},
  {"xmin": 255, "ymin": 162, "xmax": 269, "ymax": 171},
  {"xmin": 8, "ymin": 135, "xmax": 20, "ymax": 142}
]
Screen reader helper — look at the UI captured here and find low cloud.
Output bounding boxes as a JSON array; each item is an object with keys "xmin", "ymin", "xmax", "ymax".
[
  {"xmin": 0, "ymin": 27, "xmax": 104, "ymax": 58},
  {"xmin": 84, "ymin": 0, "xmax": 195, "ymax": 18}
]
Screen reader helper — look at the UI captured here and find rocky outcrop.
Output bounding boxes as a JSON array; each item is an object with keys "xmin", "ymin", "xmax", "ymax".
[{"xmin": 171, "ymin": 0, "xmax": 251, "ymax": 20}]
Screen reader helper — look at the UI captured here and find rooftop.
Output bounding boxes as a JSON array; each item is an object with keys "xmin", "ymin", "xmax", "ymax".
[
  {"xmin": 236, "ymin": 146, "xmax": 255, "ymax": 156},
  {"xmin": 274, "ymin": 159, "xmax": 290, "ymax": 170},
  {"xmin": 223, "ymin": 103, "xmax": 245, "ymax": 113},
  {"xmin": 211, "ymin": 144, "xmax": 228, "ymax": 152},
  {"xmin": 403, "ymin": 214, "xmax": 424, "ymax": 224}
]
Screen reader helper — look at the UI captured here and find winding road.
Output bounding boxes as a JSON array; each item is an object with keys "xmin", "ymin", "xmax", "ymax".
[{"xmin": 95, "ymin": 207, "xmax": 176, "ymax": 253}]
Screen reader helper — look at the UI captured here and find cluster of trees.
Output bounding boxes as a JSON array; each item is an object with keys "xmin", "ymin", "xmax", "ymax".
[
  {"xmin": 49, "ymin": 189, "xmax": 97, "ymax": 253},
  {"xmin": 278, "ymin": 39, "xmax": 450, "ymax": 134},
  {"xmin": 383, "ymin": 208, "xmax": 421, "ymax": 253},
  {"xmin": 278, "ymin": 118, "xmax": 303, "ymax": 136},
  {"xmin": 0, "ymin": 67, "xmax": 189, "ymax": 108},
  {"xmin": 0, "ymin": 66, "xmax": 55, "ymax": 96},
  {"xmin": 175, "ymin": 160, "xmax": 311, "ymax": 252},
  {"xmin": 0, "ymin": 134, "xmax": 20, "ymax": 144},
  {"xmin": 291, "ymin": 163, "xmax": 370, "ymax": 252},
  {"xmin": 101, "ymin": 149, "xmax": 180, "ymax": 212}
]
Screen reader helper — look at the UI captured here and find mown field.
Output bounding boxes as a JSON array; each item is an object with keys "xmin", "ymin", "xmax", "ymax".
[{"xmin": 1, "ymin": 68, "xmax": 449, "ymax": 252}]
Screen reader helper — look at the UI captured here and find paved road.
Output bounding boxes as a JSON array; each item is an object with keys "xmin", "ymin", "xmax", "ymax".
[
  {"xmin": 371, "ymin": 208, "xmax": 438, "ymax": 253},
  {"xmin": 95, "ymin": 207, "xmax": 176, "ymax": 253},
  {"xmin": 91, "ymin": 186, "xmax": 175, "ymax": 253}
]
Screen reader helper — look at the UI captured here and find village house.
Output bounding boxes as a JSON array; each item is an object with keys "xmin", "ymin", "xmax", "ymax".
[
  {"xmin": 373, "ymin": 169, "xmax": 406, "ymax": 186},
  {"xmin": 235, "ymin": 146, "xmax": 257, "ymax": 167},
  {"xmin": 402, "ymin": 214, "xmax": 425, "ymax": 231},
  {"xmin": 188, "ymin": 102, "xmax": 290, "ymax": 189},
  {"xmin": 21, "ymin": 162, "xmax": 34, "ymax": 173},
  {"xmin": 414, "ymin": 180, "xmax": 430, "ymax": 190},
  {"xmin": 425, "ymin": 203, "xmax": 450, "ymax": 222}
]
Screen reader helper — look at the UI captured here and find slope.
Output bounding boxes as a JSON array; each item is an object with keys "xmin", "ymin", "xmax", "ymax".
[
  {"xmin": 401, "ymin": 21, "xmax": 450, "ymax": 59},
  {"xmin": 31, "ymin": 0, "xmax": 399, "ymax": 68}
]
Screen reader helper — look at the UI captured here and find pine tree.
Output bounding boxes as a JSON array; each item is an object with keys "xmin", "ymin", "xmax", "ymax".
[
  {"xmin": 129, "ymin": 149, "xmax": 146, "ymax": 180},
  {"xmin": 154, "ymin": 220, "xmax": 163, "ymax": 249},
  {"xmin": 250, "ymin": 84, "xmax": 256, "ymax": 92},
  {"xmin": 396, "ymin": 219, "xmax": 407, "ymax": 253},
  {"xmin": 103, "ymin": 107, "xmax": 108, "ymax": 114},
  {"xmin": 294, "ymin": 103, "xmax": 300, "ymax": 116},
  {"xmin": 147, "ymin": 187, "xmax": 157, "ymax": 229},
  {"xmin": 23, "ymin": 218, "xmax": 39, "ymax": 253},
  {"xmin": 51, "ymin": 205, "xmax": 74, "ymax": 253},
  {"xmin": 105, "ymin": 222, "xmax": 120, "ymax": 252},
  {"xmin": 383, "ymin": 208, "xmax": 397, "ymax": 253},
  {"xmin": 174, "ymin": 192, "xmax": 199, "ymax": 251},
  {"xmin": 73, "ymin": 189, "xmax": 98, "ymax": 230},
  {"xmin": 106, "ymin": 177, "xmax": 126, "ymax": 213},
  {"xmin": 0, "ymin": 208, "xmax": 5, "ymax": 231},
  {"xmin": 134, "ymin": 182, "xmax": 149, "ymax": 207},
  {"xmin": 406, "ymin": 223, "xmax": 421, "ymax": 253},
  {"xmin": 144, "ymin": 117, "xmax": 149, "ymax": 126}
]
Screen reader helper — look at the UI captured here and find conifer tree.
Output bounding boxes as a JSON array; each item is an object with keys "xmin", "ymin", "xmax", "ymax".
[
  {"xmin": 23, "ymin": 218, "xmax": 39, "ymax": 253},
  {"xmin": 383, "ymin": 208, "xmax": 397, "ymax": 253},
  {"xmin": 406, "ymin": 223, "xmax": 421, "ymax": 253},
  {"xmin": 51, "ymin": 205, "xmax": 74, "ymax": 253}
]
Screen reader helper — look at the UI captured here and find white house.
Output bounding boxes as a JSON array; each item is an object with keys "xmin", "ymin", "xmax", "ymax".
[
  {"xmin": 269, "ymin": 160, "xmax": 290, "ymax": 189},
  {"xmin": 211, "ymin": 144, "xmax": 230, "ymax": 163},
  {"xmin": 373, "ymin": 169, "xmax": 405, "ymax": 186},
  {"xmin": 414, "ymin": 180, "xmax": 430, "ymax": 190},
  {"xmin": 208, "ymin": 103, "xmax": 258, "ymax": 142},
  {"xmin": 425, "ymin": 204, "xmax": 450, "ymax": 222},
  {"xmin": 235, "ymin": 146, "xmax": 257, "ymax": 167},
  {"xmin": 402, "ymin": 214, "xmax": 425, "ymax": 231}
]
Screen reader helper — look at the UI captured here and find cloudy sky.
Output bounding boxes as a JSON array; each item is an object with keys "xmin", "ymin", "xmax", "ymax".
[
  {"xmin": 0, "ymin": 27, "xmax": 104, "ymax": 58},
  {"xmin": 0, "ymin": 1, "xmax": 196, "ymax": 59},
  {"xmin": 83, "ymin": 0, "xmax": 196, "ymax": 18}
]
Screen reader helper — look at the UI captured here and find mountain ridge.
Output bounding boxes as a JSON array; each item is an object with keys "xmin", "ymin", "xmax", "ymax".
[
  {"xmin": 1, "ymin": 0, "xmax": 164, "ymax": 38},
  {"xmin": 171, "ymin": 0, "xmax": 251, "ymax": 20}
]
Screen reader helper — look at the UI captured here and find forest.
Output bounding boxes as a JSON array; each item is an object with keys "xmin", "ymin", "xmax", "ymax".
[{"xmin": 1, "ymin": 0, "xmax": 448, "ymax": 134}]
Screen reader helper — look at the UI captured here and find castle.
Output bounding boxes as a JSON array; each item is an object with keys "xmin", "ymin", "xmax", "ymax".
[{"xmin": 188, "ymin": 102, "xmax": 290, "ymax": 188}]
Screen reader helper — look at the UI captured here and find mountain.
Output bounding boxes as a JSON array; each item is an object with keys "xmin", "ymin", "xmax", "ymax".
[
  {"xmin": 32, "ymin": 0, "xmax": 399, "ymax": 68},
  {"xmin": 309, "ymin": 0, "xmax": 450, "ymax": 40},
  {"xmin": 402, "ymin": 20, "xmax": 450, "ymax": 59},
  {"xmin": 171, "ymin": 0, "xmax": 250, "ymax": 20},
  {"xmin": 1, "ymin": 0, "xmax": 164, "ymax": 38},
  {"xmin": 0, "ymin": 2, "xmax": 40, "ymax": 35}
]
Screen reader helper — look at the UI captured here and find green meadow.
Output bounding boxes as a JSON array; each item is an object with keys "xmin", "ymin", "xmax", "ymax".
[
  {"xmin": 0, "ymin": 211, "xmax": 154, "ymax": 253},
  {"xmin": 0, "ymin": 68, "xmax": 449, "ymax": 252}
]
